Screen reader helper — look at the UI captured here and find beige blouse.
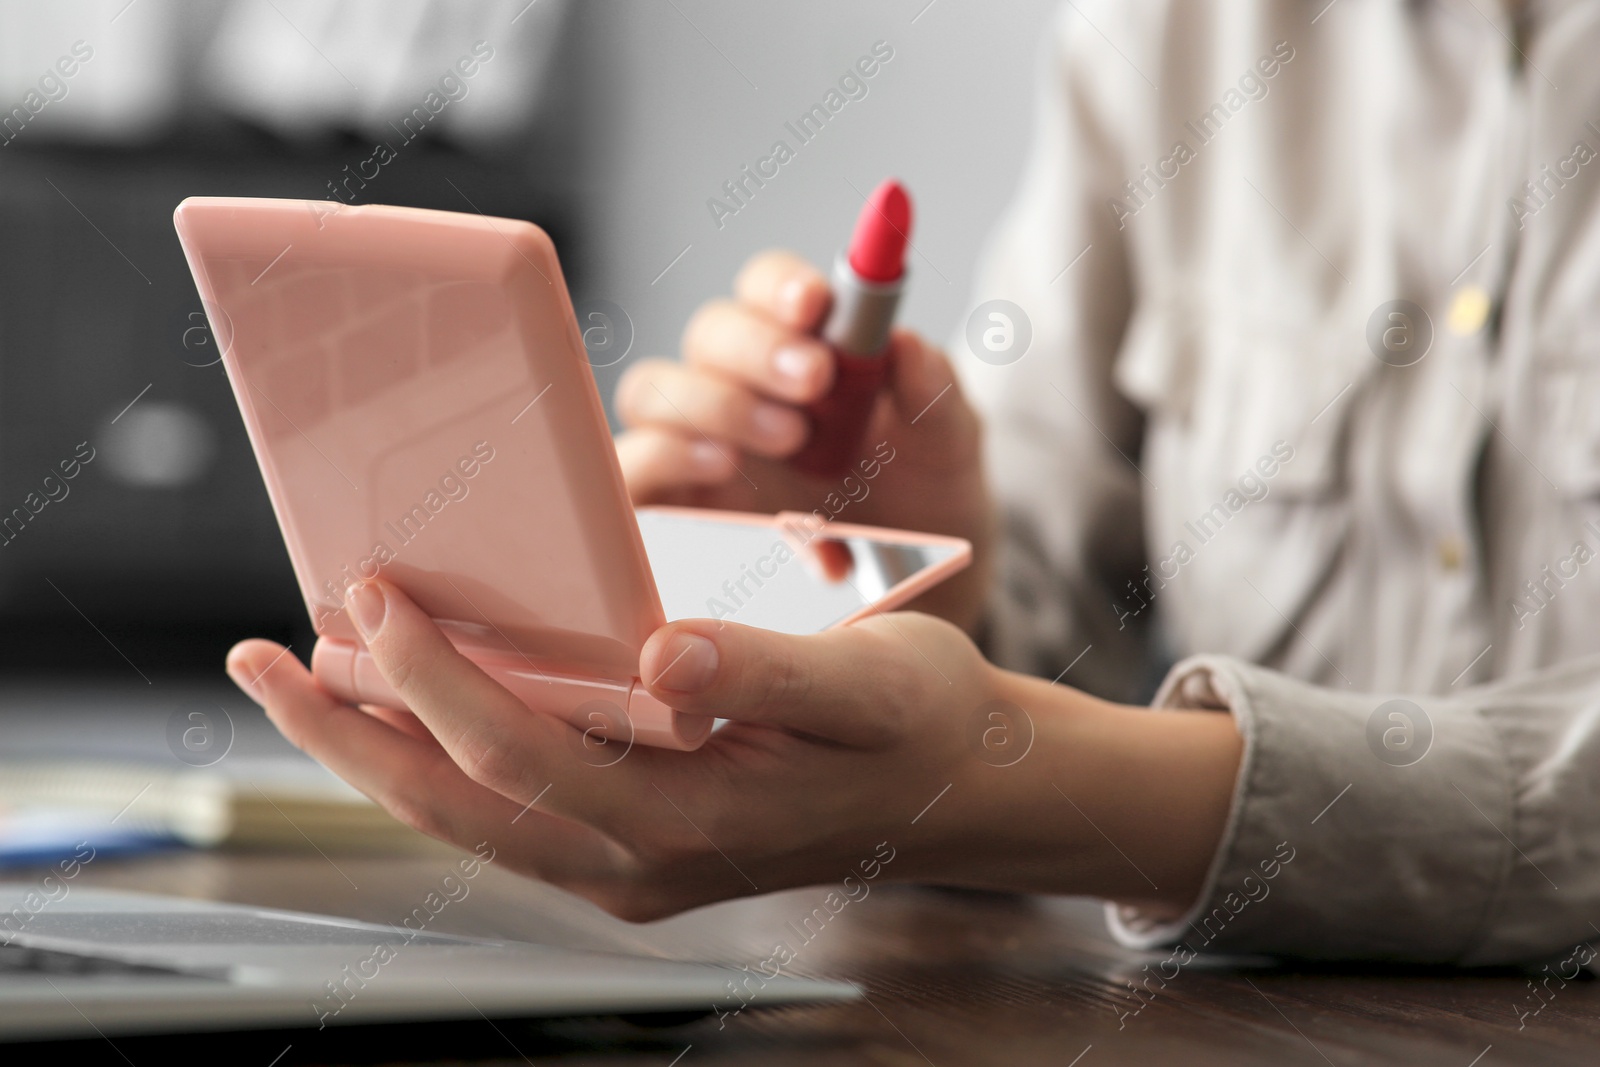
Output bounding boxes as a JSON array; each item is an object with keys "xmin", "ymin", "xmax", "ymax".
[{"xmin": 957, "ymin": 0, "xmax": 1600, "ymax": 963}]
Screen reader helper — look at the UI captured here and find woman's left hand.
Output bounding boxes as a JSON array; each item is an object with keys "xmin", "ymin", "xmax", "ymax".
[{"xmin": 227, "ymin": 579, "xmax": 1238, "ymax": 920}]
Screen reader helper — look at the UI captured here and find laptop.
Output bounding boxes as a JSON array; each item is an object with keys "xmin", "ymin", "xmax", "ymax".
[{"xmin": 0, "ymin": 885, "xmax": 857, "ymax": 1041}]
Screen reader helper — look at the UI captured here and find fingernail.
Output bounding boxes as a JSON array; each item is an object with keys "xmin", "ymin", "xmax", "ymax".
[
  {"xmin": 226, "ymin": 653, "xmax": 263, "ymax": 702},
  {"xmin": 656, "ymin": 632, "xmax": 719, "ymax": 692},
  {"xmin": 689, "ymin": 439, "xmax": 729, "ymax": 474},
  {"xmin": 750, "ymin": 403, "xmax": 800, "ymax": 446},
  {"xmin": 779, "ymin": 277, "xmax": 810, "ymax": 321},
  {"xmin": 773, "ymin": 344, "xmax": 821, "ymax": 386},
  {"xmin": 348, "ymin": 581, "xmax": 387, "ymax": 641}
]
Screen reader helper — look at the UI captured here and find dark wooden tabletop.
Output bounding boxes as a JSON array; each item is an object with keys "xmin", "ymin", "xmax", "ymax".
[{"xmin": 11, "ymin": 845, "xmax": 1597, "ymax": 1067}]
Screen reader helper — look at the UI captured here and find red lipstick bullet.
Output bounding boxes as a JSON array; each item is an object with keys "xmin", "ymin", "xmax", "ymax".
[{"xmin": 791, "ymin": 179, "xmax": 912, "ymax": 478}]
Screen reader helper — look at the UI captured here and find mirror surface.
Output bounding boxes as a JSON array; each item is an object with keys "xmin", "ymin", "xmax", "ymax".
[{"xmin": 635, "ymin": 510, "xmax": 963, "ymax": 634}]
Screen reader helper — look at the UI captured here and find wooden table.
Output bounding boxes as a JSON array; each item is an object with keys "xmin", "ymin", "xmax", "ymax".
[{"xmin": 10, "ymin": 848, "xmax": 1598, "ymax": 1065}]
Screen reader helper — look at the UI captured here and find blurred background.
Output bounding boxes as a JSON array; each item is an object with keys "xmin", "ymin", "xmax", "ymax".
[{"xmin": 0, "ymin": 0, "xmax": 1057, "ymax": 679}]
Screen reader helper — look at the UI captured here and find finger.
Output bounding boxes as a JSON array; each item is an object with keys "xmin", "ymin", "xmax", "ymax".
[
  {"xmin": 614, "ymin": 427, "xmax": 738, "ymax": 503},
  {"xmin": 224, "ymin": 637, "xmax": 306, "ymax": 702},
  {"xmin": 223, "ymin": 639, "xmax": 442, "ymax": 748},
  {"xmin": 681, "ymin": 299, "xmax": 833, "ymax": 404},
  {"xmin": 616, "ymin": 358, "xmax": 807, "ymax": 458},
  {"xmin": 338, "ymin": 581, "xmax": 651, "ymax": 833},
  {"xmin": 885, "ymin": 330, "xmax": 980, "ymax": 451},
  {"xmin": 638, "ymin": 617, "xmax": 918, "ymax": 748},
  {"xmin": 732, "ymin": 250, "xmax": 832, "ymax": 332},
  {"xmin": 359, "ymin": 703, "xmax": 440, "ymax": 747},
  {"xmin": 225, "ymin": 640, "xmax": 608, "ymax": 873}
]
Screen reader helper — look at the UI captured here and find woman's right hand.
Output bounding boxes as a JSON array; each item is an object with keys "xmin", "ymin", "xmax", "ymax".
[{"xmin": 614, "ymin": 250, "xmax": 995, "ymax": 629}]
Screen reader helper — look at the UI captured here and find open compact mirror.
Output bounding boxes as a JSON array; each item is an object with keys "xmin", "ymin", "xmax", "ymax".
[
  {"xmin": 636, "ymin": 507, "xmax": 969, "ymax": 634},
  {"xmin": 175, "ymin": 197, "xmax": 970, "ymax": 749}
]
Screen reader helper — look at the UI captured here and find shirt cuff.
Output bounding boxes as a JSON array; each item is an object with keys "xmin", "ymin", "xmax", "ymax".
[{"xmin": 1105, "ymin": 654, "xmax": 1511, "ymax": 962}]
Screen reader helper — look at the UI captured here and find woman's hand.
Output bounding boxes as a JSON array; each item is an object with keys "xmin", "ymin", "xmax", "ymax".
[
  {"xmin": 613, "ymin": 251, "xmax": 995, "ymax": 631},
  {"xmin": 226, "ymin": 580, "xmax": 1241, "ymax": 921}
]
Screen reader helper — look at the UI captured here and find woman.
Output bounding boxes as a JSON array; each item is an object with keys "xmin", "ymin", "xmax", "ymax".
[{"xmin": 227, "ymin": 0, "xmax": 1600, "ymax": 964}]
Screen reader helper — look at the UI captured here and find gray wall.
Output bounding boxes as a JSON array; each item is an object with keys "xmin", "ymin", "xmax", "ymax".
[{"xmin": 569, "ymin": 0, "xmax": 1062, "ymax": 413}]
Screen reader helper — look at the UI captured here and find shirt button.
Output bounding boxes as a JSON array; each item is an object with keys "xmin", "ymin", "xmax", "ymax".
[
  {"xmin": 1437, "ymin": 536, "xmax": 1466, "ymax": 570},
  {"xmin": 1447, "ymin": 286, "xmax": 1492, "ymax": 336}
]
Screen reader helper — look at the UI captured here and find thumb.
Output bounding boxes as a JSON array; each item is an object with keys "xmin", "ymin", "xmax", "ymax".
[
  {"xmin": 639, "ymin": 618, "xmax": 908, "ymax": 747},
  {"xmin": 884, "ymin": 330, "xmax": 980, "ymax": 454}
]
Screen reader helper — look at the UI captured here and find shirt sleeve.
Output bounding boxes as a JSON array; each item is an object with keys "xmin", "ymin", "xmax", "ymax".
[
  {"xmin": 1108, "ymin": 653, "xmax": 1600, "ymax": 965},
  {"xmin": 954, "ymin": 2, "xmax": 1162, "ymax": 703}
]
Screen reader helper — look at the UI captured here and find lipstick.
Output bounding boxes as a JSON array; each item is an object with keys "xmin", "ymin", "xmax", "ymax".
[{"xmin": 790, "ymin": 179, "xmax": 911, "ymax": 478}]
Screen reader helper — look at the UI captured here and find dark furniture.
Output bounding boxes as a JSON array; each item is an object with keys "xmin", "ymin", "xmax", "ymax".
[{"xmin": 0, "ymin": 135, "xmax": 578, "ymax": 679}]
